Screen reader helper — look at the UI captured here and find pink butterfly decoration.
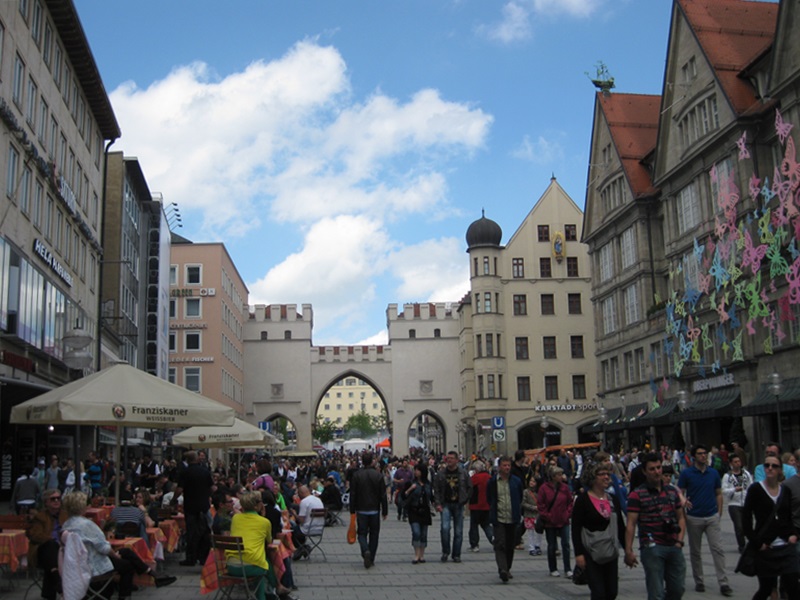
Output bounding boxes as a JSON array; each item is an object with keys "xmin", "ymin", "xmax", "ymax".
[
  {"xmin": 736, "ymin": 131, "xmax": 750, "ymax": 160},
  {"xmin": 776, "ymin": 109, "xmax": 794, "ymax": 146},
  {"xmin": 742, "ymin": 230, "xmax": 768, "ymax": 275}
]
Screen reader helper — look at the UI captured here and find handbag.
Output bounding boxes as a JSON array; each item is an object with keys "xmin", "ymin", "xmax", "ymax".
[
  {"xmin": 581, "ymin": 497, "xmax": 619, "ymax": 564},
  {"xmin": 572, "ymin": 565, "xmax": 588, "ymax": 586},
  {"xmin": 736, "ymin": 496, "xmax": 779, "ymax": 577},
  {"xmin": 347, "ymin": 513, "xmax": 357, "ymax": 545},
  {"xmin": 535, "ymin": 486, "xmax": 559, "ymax": 534}
]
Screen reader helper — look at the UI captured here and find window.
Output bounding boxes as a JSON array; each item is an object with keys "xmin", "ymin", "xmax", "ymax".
[
  {"xmin": 169, "ymin": 331, "xmax": 176, "ymax": 352},
  {"xmin": 434, "ymin": 328, "xmax": 441, "ymax": 338},
  {"xmin": 185, "ymin": 331, "xmax": 201, "ymax": 352},
  {"xmin": 513, "ymin": 294, "xmax": 527, "ymax": 316},
  {"xmin": 475, "ymin": 334, "xmax": 482, "ymax": 357},
  {"xmin": 53, "ymin": 44, "xmax": 63, "ymax": 89},
  {"xmin": 517, "ymin": 377, "xmax": 531, "ymax": 402},
  {"xmin": 568, "ymin": 293, "xmax": 581, "ymax": 314},
  {"xmin": 185, "ymin": 298, "xmax": 201, "ymax": 318},
  {"xmin": 485, "ymin": 334, "xmax": 494, "ymax": 357},
  {"xmin": 7, "ymin": 145, "xmax": 19, "ymax": 198},
  {"xmin": 539, "ymin": 257, "xmax": 552, "ymax": 278},
  {"xmin": 623, "ymin": 284, "xmax": 640, "ymax": 325},
  {"xmin": 651, "ymin": 341, "xmax": 664, "ymax": 377},
  {"xmin": 477, "ymin": 375, "xmax": 484, "ymax": 400},
  {"xmin": 565, "ymin": 224, "xmax": 578, "ymax": 241},
  {"xmin": 26, "ymin": 77, "xmax": 37, "ymax": 126},
  {"xmin": 600, "ymin": 175, "xmax": 627, "ymax": 213},
  {"xmin": 567, "ymin": 257, "xmax": 579, "ymax": 277},
  {"xmin": 610, "ymin": 356, "xmax": 620, "ymax": 388},
  {"xmin": 570, "ymin": 336, "xmax": 584, "ymax": 359},
  {"xmin": 19, "ymin": 166, "xmax": 31, "ymax": 214},
  {"xmin": 512, "ymin": 258, "xmax": 524, "ymax": 278},
  {"xmin": 636, "ymin": 347, "xmax": 646, "ymax": 382},
  {"xmin": 348, "ymin": 403, "xmax": 354, "ymax": 410},
  {"xmin": 38, "ymin": 98, "xmax": 48, "ymax": 142},
  {"xmin": 483, "ymin": 256, "xmax": 490, "ymax": 274},
  {"xmin": 682, "ymin": 56, "xmax": 697, "ymax": 83},
  {"xmin": 169, "ymin": 299, "xmax": 176, "ymax": 319},
  {"xmin": 409, "ymin": 329, "xmax": 416, "ymax": 338},
  {"xmin": 33, "ymin": 180, "xmax": 43, "ymax": 227},
  {"xmin": 710, "ymin": 158, "xmax": 734, "ymax": 211},
  {"xmin": 541, "ymin": 294, "xmax": 555, "ymax": 315},
  {"xmin": 186, "ymin": 265, "xmax": 201, "ymax": 284},
  {"xmin": 620, "ymin": 226, "xmax": 637, "ymax": 269},
  {"xmin": 31, "ymin": 1, "xmax": 42, "ymax": 43},
  {"xmin": 572, "ymin": 375, "xmax": 587, "ymax": 399},
  {"xmin": 677, "ymin": 183, "xmax": 701, "ymax": 235},
  {"xmin": 284, "ymin": 330, "xmax": 292, "ymax": 340},
  {"xmin": 487, "ymin": 374, "xmax": 495, "ymax": 398},
  {"xmin": 537, "ymin": 225, "xmax": 550, "ymax": 242},
  {"xmin": 678, "ymin": 95, "xmax": 720, "ymax": 149},
  {"xmin": 185, "ymin": 367, "xmax": 201, "ymax": 392},
  {"xmin": 13, "ymin": 54, "xmax": 25, "ymax": 107},
  {"xmin": 484, "ymin": 292, "xmax": 491, "ymax": 313},
  {"xmin": 515, "ymin": 337, "xmax": 529, "ymax": 360},
  {"xmin": 602, "ymin": 295, "xmax": 617, "ymax": 334},
  {"xmin": 599, "ymin": 243, "xmax": 614, "ymax": 281},
  {"xmin": 545, "ymin": 376, "xmax": 559, "ymax": 400},
  {"xmin": 625, "ymin": 351, "xmax": 635, "ymax": 383},
  {"xmin": 43, "ymin": 21, "xmax": 52, "ymax": 66},
  {"xmin": 168, "ymin": 368, "xmax": 176, "ymax": 384},
  {"xmin": 602, "ymin": 360, "xmax": 610, "ymax": 390},
  {"xmin": 543, "ymin": 336, "xmax": 557, "ymax": 359},
  {"xmin": 169, "ymin": 265, "xmax": 177, "ymax": 285}
]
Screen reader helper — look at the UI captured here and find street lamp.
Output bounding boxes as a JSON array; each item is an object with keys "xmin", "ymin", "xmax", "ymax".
[
  {"xmin": 540, "ymin": 415, "xmax": 550, "ymax": 451},
  {"xmin": 677, "ymin": 389, "xmax": 691, "ymax": 448},
  {"xmin": 63, "ymin": 321, "xmax": 93, "ymax": 369},
  {"xmin": 769, "ymin": 370, "xmax": 784, "ymax": 449},
  {"xmin": 598, "ymin": 405, "xmax": 608, "ymax": 450}
]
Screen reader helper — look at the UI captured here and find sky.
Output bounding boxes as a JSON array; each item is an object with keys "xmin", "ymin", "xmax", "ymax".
[{"xmin": 74, "ymin": 0, "xmax": 673, "ymax": 345}]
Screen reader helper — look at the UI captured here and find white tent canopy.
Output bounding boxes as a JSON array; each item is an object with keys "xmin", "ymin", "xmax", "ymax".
[{"xmin": 172, "ymin": 418, "xmax": 278, "ymax": 449}]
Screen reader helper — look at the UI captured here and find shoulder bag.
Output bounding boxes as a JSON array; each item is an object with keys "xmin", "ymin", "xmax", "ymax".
[
  {"xmin": 736, "ymin": 492, "xmax": 779, "ymax": 577},
  {"xmin": 535, "ymin": 485, "xmax": 559, "ymax": 534},
  {"xmin": 580, "ymin": 494, "xmax": 619, "ymax": 564}
]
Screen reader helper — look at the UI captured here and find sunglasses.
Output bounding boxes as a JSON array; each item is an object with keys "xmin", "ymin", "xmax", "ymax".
[
  {"xmin": 763, "ymin": 463, "xmax": 781, "ymax": 470},
  {"xmin": 50, "ymin": 497, "xmax": 62, "ymax": 501}
]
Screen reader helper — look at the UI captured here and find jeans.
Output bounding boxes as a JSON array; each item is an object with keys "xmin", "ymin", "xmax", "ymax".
[
  {"xmin": 545, "ymin": 526, "xmax": 572, "ymax": 573},
  {"xmin": 583, "ymin": 552, "xmax": 619, "ymax": 600},
  {"xmin": 493, "ymin": 522, "xmax": 516, "ymax": 575},
  {"xmin": 440, "ymin": 503, "xmax": 464, "ymax": 559},
  {"xmin": 356, "ymin": 512, "xmax": 381, "ymax": 560},
  {"xmin": 728, "ymin": 505, "xmax": 745, "ymax": 552},
  {"xmin": 640, "ymin": 543, "xmax": 686, "ymax": 600},
  {"xmin": 686, "ymin": 514, "xmax": 728, "ymax": 587},
  {"xmin": 410, "ymin": 521, "xmax": 429, "ymax": 548},
  {"xmin": 468, "ymin": 509, "xmax": 493, "ymax": 549}
]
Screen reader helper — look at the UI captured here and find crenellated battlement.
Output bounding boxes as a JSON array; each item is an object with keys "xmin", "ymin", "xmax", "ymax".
[
  {"xmin": 311, "ymin": 345, "xmax": 391, "ymax": 363},
  {"xmin": 386, "ymin": 302, "xmax": 456, "ymax": 322},
  {"xmin": 249, "ymin": 303, "xmax": 313, "ymax": 322}
]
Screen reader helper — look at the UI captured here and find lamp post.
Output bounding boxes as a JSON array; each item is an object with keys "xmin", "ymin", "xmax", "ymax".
[
  {"xmin": 769, "ymin": 371, "xmax": 784, "ymax": 450},
  {"xmin": 540, "ymin": 415, "xmax": 550, "ymax": 452},
  {"xmin": 677, "ymin": 389, "xmax": 691, "ymax": 449},
  {"xmin": 598, "ymin": 405, "xmax": 608, "ymax": 450}
]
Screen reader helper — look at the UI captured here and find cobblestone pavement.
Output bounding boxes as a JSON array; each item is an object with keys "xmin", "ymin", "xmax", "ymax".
[{"xmin": 2, "ymin": 510, "xmax": 761, "ymax": 600}]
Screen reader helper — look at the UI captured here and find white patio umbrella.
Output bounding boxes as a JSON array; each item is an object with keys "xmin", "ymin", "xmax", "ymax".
[{"xmin": 10, "ymin": 363, "xmax": 236, "ymax": 499}]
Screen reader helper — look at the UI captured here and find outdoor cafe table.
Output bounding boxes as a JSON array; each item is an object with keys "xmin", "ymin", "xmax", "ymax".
[
  {"xmin": 158, "ymin": 519, "xmax": 180, "ymax": 553},
  {"xmin": 0, "ymin": 529, "xmax": 29, "ymax": 573},
  {"xmin": 85, "ymin": 506, "xmax": 113, "ymax": 527},
  {"xmin": 146, "ymin": 527, "xmax": 167, "ymax": 561}
]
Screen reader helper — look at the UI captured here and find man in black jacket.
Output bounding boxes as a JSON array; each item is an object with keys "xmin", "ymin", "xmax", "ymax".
[{"xmin": 349, "ymin": 452, "xmax": 388, "ymax": 568}]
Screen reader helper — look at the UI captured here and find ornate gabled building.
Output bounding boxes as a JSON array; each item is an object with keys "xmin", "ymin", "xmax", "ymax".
[
  {"xmin": 459, "ymin": 177, "xmax": 598, "ymax": 453},
  {"xmin": 584, "ymin": 0, "xmax": 800, "ymax": 455}
]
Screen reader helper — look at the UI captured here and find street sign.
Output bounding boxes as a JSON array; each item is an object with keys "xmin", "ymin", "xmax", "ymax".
[
  {"xmin": 492, "ymin": 416, "xmax": 505, "ymax": 429},
  {"xmin": 258, "ymin": 421, "xmax": 270, "ymax": 432},
  {"xmin": 492, "ymin": 429, "xmax": 506, "ymax": 442}
]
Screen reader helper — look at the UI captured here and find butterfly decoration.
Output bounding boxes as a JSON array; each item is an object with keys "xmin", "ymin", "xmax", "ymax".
[
  {"xmin": 767, "ymin": 242, "xmax": 789, "ymax": 278},
  {"xmin": 736, "ymin": 131, "xmax": 750, "ymax": 160},
  {"xmin": 776, "ymin": 109, "xmax": 793, "ymax": 146},
  {"xmin": 683, "ymin": 285, "xmax": 701, "ymax": 311},
  {"xmin": 786, "ymin": 256, "xmax": 800, "ymax": 305},
  {"xmin": 732, "ymin": 331, "xmax": 744, "ymax": 362},
  {"xmin": 749, "ymin": 173, "xmax": 762, "ymax": 201},
  {"xmin": 781, "ymin": 137, "xmax": 800, "ymax": 190},
  {"xmin": 742, "ymin": 230, "xmax": 768, "ymax": 275},
  {"xmin": 697, "ymin": 365, "xmax": 706, "ymax": 378},
  {"xmin": 685, "ymin": 316, "xmax": 701, "ymax": 341},
  {"xmin": 746, "ymin": 319, "xmax": 756, "ymax": 335},
  {"xmin": 728, "ymin": 303, "xmax": 741, "ymax": 330},
  {"xmin": 674, "ymin": 357, "xmax": 685, "ymax": 378},
  {"xmin": 764, "ymin": 335, "xmax": 773, "ymax": 355},
  {"xmin": 789, "ymin": 237, "xmax": 800, "ymax": 261},
  {"xmin": 702, "ymin": 324, "xmax": 713, "ymax": 349},
  {"xmin": 711, "ymin": 360, "xmax": 720, "ymax": 374},
  {"xmin": 773, "ymin": 167, "xmax": 793, "ymax": 206},
  {"xmin": 693, "ymin": 237, "xmax": 705, "ymax": 264},
  {"xmin": 758, "ymin": 210, "xmax": 774, "ymax": 245},
  {"xmin": 778, "ymin": 295, "xmax": 795, "ymax": 322},
  {"xmin": 679, "ymin": 335, "xmax": 693, "ymax": 360},
  {"xmin": 709, "ymin": 253, "xmax": 730, "ymax": 289}
]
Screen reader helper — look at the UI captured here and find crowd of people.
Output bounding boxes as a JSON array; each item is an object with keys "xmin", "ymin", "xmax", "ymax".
[{"xmin": 10, "ymin": 440, "xmax": 800, "ymax": 600}]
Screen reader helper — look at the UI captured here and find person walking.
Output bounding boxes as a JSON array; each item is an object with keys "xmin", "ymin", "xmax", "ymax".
[
  {"xmin": 722, "ymin": 453, "xmax": 753, "ymax": 553},
  {"xmin": 433, "ymin": 450, "xmax": 472, "ymax": 563},
  {"xmin": 468, "ymin": 461, "xmax": 493, "ymax": 553},
  {"xmin": 624, "ymin": 452, "xmax": 686, "ymax": 600},
  {"xmin": 486, "ymin": 456, "xmax": 523, "ymax": 583},
  {"xmin": 742, "ymin": 454, "xmax": 800, "ymax": 600},
  {"xmin": 174, "ymin": 450, "xmax": 213, "ymax": 566},
  {"xmin": 349, "ymin": 452, "xmax": 388, "ymax": 568},
  {"xmin": 401, "ymin": 463, "xmax": 433, "ymax": 564},
  {"xmin": 537, "ymin": 466, "xmax": 573, "ymax": 577},
  {"xmin": 573, "ymin": 462, "xmax": 626, "ymax": 600},
  {"xmin": 521, "ymin": 476, "xmax": 542, "ymax": 555},
  {"xmin": 678, "ymin": 443, "xmax": 733, "ymax": 596}
]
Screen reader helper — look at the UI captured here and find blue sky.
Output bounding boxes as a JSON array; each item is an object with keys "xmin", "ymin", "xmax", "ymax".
[{"xmin": 75, "ymin": 0, "xmax": 672, "ymax": 345}]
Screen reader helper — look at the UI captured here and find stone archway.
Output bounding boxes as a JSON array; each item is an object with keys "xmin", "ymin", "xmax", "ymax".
[{"xmin": 407, "ymin": 410, "xmax": 448, "ymax": 456}]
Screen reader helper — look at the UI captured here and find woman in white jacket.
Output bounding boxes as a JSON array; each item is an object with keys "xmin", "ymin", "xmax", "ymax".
[{"xmin": 721, "ymin": 454, "xmax": 752, "ymax": 553}]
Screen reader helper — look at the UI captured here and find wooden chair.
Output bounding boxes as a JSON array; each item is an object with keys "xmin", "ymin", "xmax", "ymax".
[{"xmin": 210, "ymin": 535, "xmax": 267, "ymax": 600}]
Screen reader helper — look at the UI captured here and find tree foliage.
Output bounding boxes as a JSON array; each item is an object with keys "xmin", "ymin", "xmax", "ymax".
[
  {"xmin": 344, "ymin": 409, "xmax": 377, "ymax": 438},
  {"xmin": 314, "ymin": 418, "xmax": 337, "ymax": 444}
]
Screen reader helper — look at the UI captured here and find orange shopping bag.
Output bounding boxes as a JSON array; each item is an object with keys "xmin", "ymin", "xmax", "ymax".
[{"xmin": 347, "ymin": 513, "xmax": 357, "ymax": 544}]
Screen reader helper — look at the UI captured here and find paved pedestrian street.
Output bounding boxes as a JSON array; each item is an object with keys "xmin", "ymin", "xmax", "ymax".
[{"xmin": 2, "ymin": 511, "xmax": 763, "ymax": 600}]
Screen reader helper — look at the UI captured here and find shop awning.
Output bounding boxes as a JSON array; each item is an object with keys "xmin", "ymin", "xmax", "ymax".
[
  {"xmin": 684, "ymin": 386, "xmax": 740, "ymax": 420},
  {"xmin": 639, "ymin": 396, "xmax": 679, "ymax": 426},
  {"xmin": 606, "ymin": 403, "xmax": 649, "ymax": 431},
  {"xmin": 582, "ymin": 407, "xmax": 622, "ymax": 434},
  {"xmin": 737, "ymin": 377, "xmax": 800, "ymax": 416}
]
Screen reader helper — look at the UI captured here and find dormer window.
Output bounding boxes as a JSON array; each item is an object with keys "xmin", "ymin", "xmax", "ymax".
[
  {"xmin": 678, "ymin": 95, "xmax": 719, "ymax": 150},
  {"xmin": 681, "ymin": 56, "xmax": 697, "ymax": 84}
]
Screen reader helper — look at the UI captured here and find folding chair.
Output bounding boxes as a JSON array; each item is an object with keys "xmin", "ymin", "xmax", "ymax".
[
  {"xmin": 303, "ymin": 509, "xmax": 328, "ymax": 561},
  {"xmin": 211, "ymin": 535, "xmax": 272, "ymax": 600},
  {"xmin": 323, "ymin": 504, "xmax": 344, "ymax": 526},
  {"xmin": 84, "ymin": 571, "xmax": 118, "ymax": 600}
]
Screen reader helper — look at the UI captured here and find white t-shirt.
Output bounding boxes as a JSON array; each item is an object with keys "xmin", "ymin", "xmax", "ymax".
[{"xmin": 298, "ymin": 494, "xmax": 324, "ymax": 535}]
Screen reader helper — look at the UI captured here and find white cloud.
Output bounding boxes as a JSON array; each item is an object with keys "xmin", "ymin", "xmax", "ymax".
[
  {"xmin": 389, "ymin": 237, "xmax": 470, "ymax": 302},
  {"xmin": 479, "ymin": 0, "xmax": 605, "ymax": 44},
  {"xmin": 110, "ymin": 39, "xmax": 492, "ymax": 342},
  {"xmin": 355, "ymin": 330, "xmax": 389, "ymax": 346},
  {"xmin": 511, "ymin": 133, "xmax": 564, "ymax": 164}
]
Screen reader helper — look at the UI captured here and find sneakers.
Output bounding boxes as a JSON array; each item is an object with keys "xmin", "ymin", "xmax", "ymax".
[
  {"xmin": 720, "ymin": 585, "xmax": 733, "ymax": 597},
  {"xmin": 565, "ymin": 570, "xmax": 573, "ymax": 578},
  {"xmin": 533, "ymin": 546, "xmax": 542, "ymax": 555},
  {"xmin": 550, "ymin": 570, "xmax": 560, "ymax": 577},
  {"xmin": 529, "ymin": 550, "xmax": 537, "ymax": 556},
  {"xmin": 470, "ymin": 546, "xmax": 480, "ymax": 553}
]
